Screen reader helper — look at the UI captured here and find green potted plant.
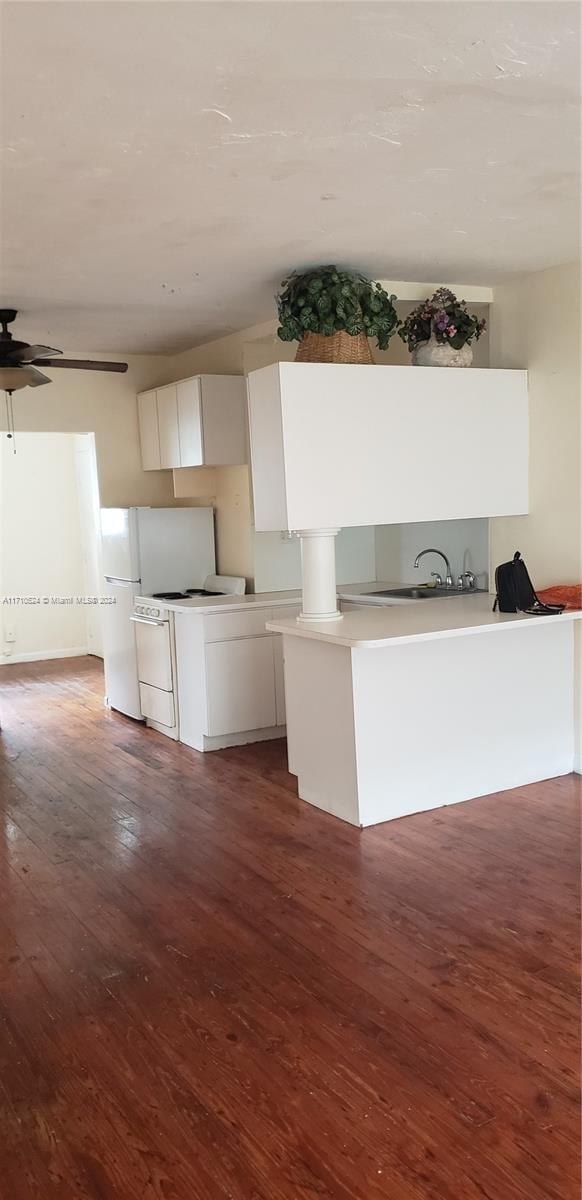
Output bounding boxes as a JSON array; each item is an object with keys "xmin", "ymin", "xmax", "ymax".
[
  {"xmin": 276, "ymin": 266, "xmax": 399, "ymax": 363},
  {"xmin": 399, "ymin": 287, "xmax": 487, "ymax": 367}
]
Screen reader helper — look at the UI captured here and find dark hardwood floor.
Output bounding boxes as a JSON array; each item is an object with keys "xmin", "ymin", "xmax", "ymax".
[{"xmin": 0, "ymin": 655, "xmax": 579, "ymax": 1200}]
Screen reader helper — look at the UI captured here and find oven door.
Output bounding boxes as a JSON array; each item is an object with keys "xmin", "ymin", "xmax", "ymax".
[{"xmin": 131, "ymin": 615, "xmax": 173, "ymax": 692}]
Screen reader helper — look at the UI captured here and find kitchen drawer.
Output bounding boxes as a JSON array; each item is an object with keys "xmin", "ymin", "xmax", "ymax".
[
  {"xmin": 139, "ymin": 683, "xmax": 175, "ymax": 728},
  {"xmin": 202, "ymin": 608, "xmax": 273, "ymax": 643}
]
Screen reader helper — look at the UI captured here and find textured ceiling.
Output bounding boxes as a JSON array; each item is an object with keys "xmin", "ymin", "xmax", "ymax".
[{"xmin": 1, "ymin": 1, "xmax": 580, "ymax": 353}]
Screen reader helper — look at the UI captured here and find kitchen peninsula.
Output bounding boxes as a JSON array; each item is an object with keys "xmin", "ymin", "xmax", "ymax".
[{"xmin": 268, "ymin": 596, "xmax": 580, "ymax": 827}]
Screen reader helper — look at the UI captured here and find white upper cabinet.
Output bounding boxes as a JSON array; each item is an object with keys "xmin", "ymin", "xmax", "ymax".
[
  {"xmin": 247, "ymin": 362, "xmax": 529, "ymax": 531},
  {"xmin": 137, "ymin": 375, "xmax": 247, "ymax": 471},
  {"xmin": 176, "ymin": 377, "xmax": 203, "ymax": 465},
  {"xmin": 156, "ymin": 383, "xmax": 181, "ymax": 469},
  {"xmin": 137, "ymin": 390, "xmax": 161, "ymax": 470}
]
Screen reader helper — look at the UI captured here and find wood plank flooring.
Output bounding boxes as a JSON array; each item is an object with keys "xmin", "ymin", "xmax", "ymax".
[{"xmin": 0, "ymin": 654, "xmax": 579, "ymax": 1200}]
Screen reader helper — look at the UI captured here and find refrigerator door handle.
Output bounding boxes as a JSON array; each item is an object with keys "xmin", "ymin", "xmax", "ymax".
[{"xmin": 105, "ymin": 576, "xmax": 140, "ymax": 586}]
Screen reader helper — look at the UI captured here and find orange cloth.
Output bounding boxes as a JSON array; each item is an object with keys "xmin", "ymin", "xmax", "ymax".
[{"xmin": 537, "ymin": 584, "xmax": 582, "ymax": 611}]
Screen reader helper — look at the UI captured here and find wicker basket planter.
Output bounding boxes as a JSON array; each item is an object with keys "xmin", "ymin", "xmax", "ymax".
[
  {"xmin": 277, "ymin": 267, "xmax": 398, "ymax": 364},
  {"xmin": 295, "ymin": 330, "xmax": 373, "ymax": 365}
]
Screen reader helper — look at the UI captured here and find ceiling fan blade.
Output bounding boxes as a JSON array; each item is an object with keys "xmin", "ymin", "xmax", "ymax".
[
  {"xmin": 27, "ymin": 367, "xmax": 52, "ymax": 387},
  {"xmin": 38, "ymin": 358, "xmax": 128, "ymax": 373},
  {"xmin": 5, "ymin": 344, "xmax": 61, "ymax": 364}
]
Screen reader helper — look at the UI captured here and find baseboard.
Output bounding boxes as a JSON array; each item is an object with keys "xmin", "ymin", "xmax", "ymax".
[
  {"xmin": 0, "ymin": 646, "xmax": 89, "ymax": 665},
  {"xmin": 194, "ymin": 726, "xmax": 286, "ymax": 752}
]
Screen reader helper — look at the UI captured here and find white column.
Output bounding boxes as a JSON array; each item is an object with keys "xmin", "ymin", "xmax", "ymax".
[{"xmin": 297, "ymin": 528, "xmax": 343, "ymax": 621}]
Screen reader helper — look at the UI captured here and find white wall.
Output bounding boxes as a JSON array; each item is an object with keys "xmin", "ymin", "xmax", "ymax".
[
  {"xmin": 489, "ymin": 261, "xmax": 581, "ymax": 769},
  {"xmin": 0, "ymin": 352, "xmax": 173, "ymax": 507},
  {"xmin": 375, "ymin": 518, "xmax": 490, "ymax": 586},
  {"xmin": 0, "ymin": 433, "xmax": 89, "ymax": 662},
  {"xmin": 74, "ymin": 433, "xmax": 103, "ymax": 656},
  {"xmin": 254, "ymin": 527, "xmax": 377, "ymax": 593}
]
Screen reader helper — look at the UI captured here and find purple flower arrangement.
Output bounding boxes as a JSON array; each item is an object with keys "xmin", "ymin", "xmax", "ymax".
[{"xmin": 399, "ymin": 287, "xmax": 487, "ymax": 353}]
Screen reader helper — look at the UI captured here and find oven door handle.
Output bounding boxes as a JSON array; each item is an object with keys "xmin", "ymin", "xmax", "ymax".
[{"xmin": 130, "ymin": 615, "xmax": 167, "ymax": 627}]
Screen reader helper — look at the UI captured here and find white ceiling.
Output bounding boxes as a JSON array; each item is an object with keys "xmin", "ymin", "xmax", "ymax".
[{"xmin": 1, "ymin": 1, "xmax": 579, "ymax": 354}]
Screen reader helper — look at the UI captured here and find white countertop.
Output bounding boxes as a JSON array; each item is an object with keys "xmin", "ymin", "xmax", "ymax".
[
  {"xmin": 137, "ymin": 588, "xmax": 303, "ymax": 614},
  {"xmin": 137, "ymin": 581, "xmax": 385, "ymax": 615},
  {"xmin": 267, "ymin": 594, "xmax": 581, "ymax": 648}
]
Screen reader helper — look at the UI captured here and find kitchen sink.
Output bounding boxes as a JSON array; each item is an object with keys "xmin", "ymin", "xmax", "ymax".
[{"xmin": 363, "ymin": 586, "xmax": 486, "ymax": 600}]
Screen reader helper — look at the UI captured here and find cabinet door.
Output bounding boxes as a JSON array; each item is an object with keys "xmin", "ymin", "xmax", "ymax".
[
  {"xmin": 200, "ymin": 376, "xmax": 247, "ymax": 465},
  {"xmin": 177, "ymin": 378, "xmax": 203, "ymax": 466},
  {"xmin": 157, "ymin": 384, "xmax": 181, "ymax": 468},
  {"xmin": 273, "ymin": 635, "xmax": 286, "ymax": 726},
  {"xmin": 137, "ymin": 390, "xmax": 161, "ymax": 470},
  {"xmin": 205, "ymin": 637, "xmax": 276, "ymax": 736}
]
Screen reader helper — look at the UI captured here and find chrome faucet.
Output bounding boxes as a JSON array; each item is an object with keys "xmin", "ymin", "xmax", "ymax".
[
  {"xmin": 414, "ymin": 547, "xmax": 454, "ymax": 588},
  {"xmin": 457, "ymin": 570, "xmax": 476, "ymax": 590}
]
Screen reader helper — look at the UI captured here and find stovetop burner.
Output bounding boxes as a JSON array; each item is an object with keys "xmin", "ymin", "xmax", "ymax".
[
  {"xmin": 151, "ymin": 591, "xmax": 189, "ymax": 600},
  {"xmin": 185, "ymin": 588, "xmax": 226, "ymax": 597},
  {"xmin": 151, "ymin": 589, "xmax": 226, "ymax": 601}
]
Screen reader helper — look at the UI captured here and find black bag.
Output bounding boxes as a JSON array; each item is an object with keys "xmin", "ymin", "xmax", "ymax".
[{"xmin": 493, "ymin": 551, "xmax": 565, "ymax": 615}]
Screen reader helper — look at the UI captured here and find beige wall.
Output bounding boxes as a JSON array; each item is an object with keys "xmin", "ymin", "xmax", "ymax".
[
  {"xmin": 0, "ymin": 433, "xmax": 87, "ymax": 660},
  {"xmin": 172, "ymin": 464, "xmax": 254, "ymax": 587},
  {"xmin": 489, "ymin": 262, "xmax": 581, "ymax": 586},
  {"xmin": 155, "ymin": 319, "xmax": 278, "ymax": 382},
  {"xmin": 156, "ymin": 302, "xmax": 490, "ymax": 380},
  {"xmin": 0, "ymin": 353, "xmax": 174, "ymax": 508},
  {"xmin": 490, "ymin": 261, "xmax": 581, "ymax": 770}
]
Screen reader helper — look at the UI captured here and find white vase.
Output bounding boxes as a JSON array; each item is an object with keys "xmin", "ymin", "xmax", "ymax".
[{"xmin": 412, "ymin": 335, "xmax": 473, "ymax": 367}]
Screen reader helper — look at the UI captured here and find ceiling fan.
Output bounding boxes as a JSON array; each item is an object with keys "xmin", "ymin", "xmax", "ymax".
[{"xmin": 0, "ymin": 308, "xmax": 128, "ymax": 391}]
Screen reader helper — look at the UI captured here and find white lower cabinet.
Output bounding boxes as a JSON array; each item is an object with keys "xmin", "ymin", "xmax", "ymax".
[
  {"xmin": 205, "ymin": 636, "xmax": 277, "ymax": 736},
  {"xmin": 175, "ymin": 603, "xmax": 301, "ymax": 751}
]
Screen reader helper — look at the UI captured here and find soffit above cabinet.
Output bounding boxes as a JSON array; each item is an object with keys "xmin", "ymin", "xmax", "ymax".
[{"xmin": 247, "ymin": 363, "xmax": 528, "ymax": 531}]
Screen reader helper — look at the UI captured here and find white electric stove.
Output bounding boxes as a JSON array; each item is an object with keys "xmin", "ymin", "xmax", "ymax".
[{"xmin": 131, "ymin": 574, "xmax": 245, "ymax": 739}]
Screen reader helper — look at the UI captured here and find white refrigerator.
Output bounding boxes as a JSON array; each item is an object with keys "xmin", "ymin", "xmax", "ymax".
[{"xmin": 100, "ymin": 506, "xmax": 215, "ymax": 718}]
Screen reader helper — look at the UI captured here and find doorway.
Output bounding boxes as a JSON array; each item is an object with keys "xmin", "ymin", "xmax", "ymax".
[{"xmin": 0, "ymin": 432, "xmax": 102, "ymax": 664}]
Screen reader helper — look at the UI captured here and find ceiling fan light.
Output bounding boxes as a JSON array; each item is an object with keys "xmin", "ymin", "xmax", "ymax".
[{"xmin": 0, "ymin": 365, "xmax": 37, "ymax": 391}]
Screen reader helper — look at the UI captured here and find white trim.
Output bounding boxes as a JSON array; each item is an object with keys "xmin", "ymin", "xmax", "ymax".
[
  {"xmin": 0, "ymin": 646, "xmax": 89, "ymax": 665},
  {"xmin": 377, "ymin": 280, "xmax": 494, "ymax": 303}
]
